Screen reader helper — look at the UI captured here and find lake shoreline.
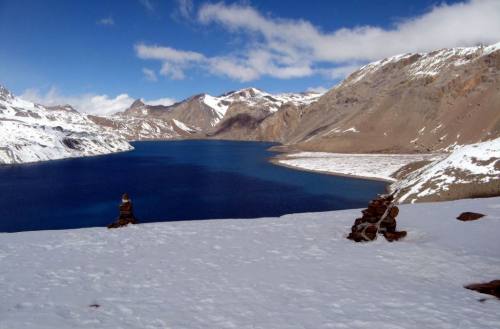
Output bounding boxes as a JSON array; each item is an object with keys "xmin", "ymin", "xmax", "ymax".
[
  {"xmin": 0, "ymin": 140, "xmax": 387, "ymax": 232},
  {"xmin": 268, "ymin": 154, "xmax": 394, "ymax": 184}
]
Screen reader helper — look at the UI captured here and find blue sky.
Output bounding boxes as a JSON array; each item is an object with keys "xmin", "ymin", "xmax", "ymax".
[{"xmin": 0, "ymin": 0, "xmax": 499, "ymax": 114}]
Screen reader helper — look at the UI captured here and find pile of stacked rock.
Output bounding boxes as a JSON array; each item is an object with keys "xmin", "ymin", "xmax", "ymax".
[
  {"xmin": 108, "ymin": 193, "xmax": 137, "ymax": 229},
  {"xmin": 347, "ymin": 194, "xmax": 407, "ymax": 242}
]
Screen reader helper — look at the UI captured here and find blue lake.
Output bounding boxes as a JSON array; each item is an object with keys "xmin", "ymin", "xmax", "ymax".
[{"xmin": 0, "ymin": 141, "xmax": 386, "ymax": 232}]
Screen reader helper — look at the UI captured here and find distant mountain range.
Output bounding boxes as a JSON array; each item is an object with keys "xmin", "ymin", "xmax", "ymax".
[
  {"xmin": 87, "ymin": 42, "xmax": 500, "ymax": 154},
  {"xmin": 88, "ymin": 87, "xmax": 322, "ymax": 141}
]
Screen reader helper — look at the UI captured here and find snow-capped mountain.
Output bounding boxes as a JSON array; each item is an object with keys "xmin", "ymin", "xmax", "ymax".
[
  {"xmin": 90, "ymin": 88, "xmax": 322, "ymax": 141},
  {"xmin": 0, "ymin": 86, "xmax": 132, "ymax": 164},
  {"xmin": 285, "ymin": 42, "xmax": 500, "ymax": 153},
  {"xmin": 391, "ymin": 138, "xmax": 499, "ymax": 203},
  {"xmin": 201, "ymin": 87, "xmax": 322, "ymax": 125}
]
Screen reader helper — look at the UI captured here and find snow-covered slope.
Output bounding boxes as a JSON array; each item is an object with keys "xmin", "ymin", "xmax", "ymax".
[
  {"xmin": 345, "ymin": 42, "xmax": 500, "ymax": 87},
  {"xmin": 1, "ymin": 197, "xmax": 499, "ymax": 328},
  {"xmin": 0, "ymin": 86, "xmax": 132, "ymax": 164},
  {"xmin": 391, "ymin": 138, "xmax": 500, "ymax": 203}
]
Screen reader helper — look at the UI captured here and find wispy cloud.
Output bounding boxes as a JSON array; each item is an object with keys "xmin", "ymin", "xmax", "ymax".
[
  {"xmin": 97, "ymin": 16, "xmax": 115, "ymax": 26},
  {"xmin": 139, "ymin": 0, "xmax": 154, "ymax": 12},
  {"xmin": 306, "ymin": 86, "xmax": 329, "ymax": 94},
  {"xmin": 142, "ymin": 97, "xmax": 176, "ymax": 106},
  {"xmin": 137, "ymin": 0, "xmax": 500, "ymax": 82},
  {"xmin": 176, "ymin": 0, "xmax": 193, "ymax": 19},
  {"xmin": 142, "ymin": 68, "xmax": 158, "ymax": 81},
  {"xmin": 135, "ymin": 43, "xmax": 205, "ymax": 80},
  {"xmin": 21, "ymin": 87, "xmax": 175, "ymax": 115}
]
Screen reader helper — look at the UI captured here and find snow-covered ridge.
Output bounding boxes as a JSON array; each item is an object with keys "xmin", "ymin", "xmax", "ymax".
[
  {"xmin": 345, "ymin": 42, "xmax": 500, "ymax": 85},
  {"xmin": 391, "ymin": 138, "xmax": 500, "ymax": 203},
  {"xmin": 0, "ymin": 86, "xmax": 132, "ymax": 164},
  {"xmin": 172, "ymin": 119, "xmax": 199, "ymax": 133},
  {"xmin": 200, "ymin": 87, "xmax": 323, "ymax": 123}
]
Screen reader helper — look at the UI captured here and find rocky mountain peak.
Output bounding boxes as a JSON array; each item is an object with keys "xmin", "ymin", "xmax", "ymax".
[
  {"xmin": 0, "ymin": 85, "xmax": 13, "ymax": 100},
  {"xmin": 130, "ymin": 99, "xmax": 145, "ymax": 109},
  {"xmin": 122, "ymin": 99, "xmax": 149, "ymax": 117}
]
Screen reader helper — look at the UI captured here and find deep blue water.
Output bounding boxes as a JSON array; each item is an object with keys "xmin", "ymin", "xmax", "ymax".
[{"xmin": 0, "ymin": 141, "xmax": 386, "ymax": 232}]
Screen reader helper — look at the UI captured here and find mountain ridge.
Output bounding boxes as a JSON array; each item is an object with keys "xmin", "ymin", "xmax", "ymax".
[{"xmin": 0, "ymin": 85, "xmax": 132, "ymax": 164}]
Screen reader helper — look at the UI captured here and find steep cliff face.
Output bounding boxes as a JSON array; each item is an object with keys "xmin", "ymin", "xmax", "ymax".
[
  {"xmin": 206, "ymin": 88, "xmax": 321, "ymax": 141},
  {"xmin": 284, "ymin": 43, "xmax": 500, "ymax": 153},
  {"xmin": 208, "ymin": 103, "xmax": 306, "ymax": 142},
  {"xmin": 0, "ymin": 86, "xmax": 132, "ymax": 164}
]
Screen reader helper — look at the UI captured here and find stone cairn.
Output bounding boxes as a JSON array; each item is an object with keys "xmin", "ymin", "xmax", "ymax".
[
  {"xmin": 347, "ymin": 194, "xmax": 407, "ymax": 242},
  {"xmin": 107, "ymin": 193, "xmax": 137, "ymax": 229}
]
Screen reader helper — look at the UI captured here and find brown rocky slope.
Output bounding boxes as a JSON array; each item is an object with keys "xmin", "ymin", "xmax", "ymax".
[{"xmin": 283, "ymin": 43, "xmax": 500, "ymax": 153}]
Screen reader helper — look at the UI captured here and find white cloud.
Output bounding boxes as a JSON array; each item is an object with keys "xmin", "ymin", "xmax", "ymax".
[
  {"xmin": 198, "ymin": 0, "xmax": 500, "ymax": 62},
  {"xmin": 137, "ymin": 0, "xmax": 500, "ymax": 82},
  {"xmin": 142, "ymin": 68, "xmax": 158, "ymax": 81},
  {"xmin": 135, "ymin": 43, "xmax": 205, "ymax": 63},
  {"xmin": 97, "ymin": 16, "xmax": 114, "ymax": 26},
  {"xmin": 135, "ymin": 44, "xmax": 313, "ymax": 82},
  {"xmin": 306, "ymin": 86, "xmax": 329, "ymax": 94},
  {"xmin": 143, "ymin": 97, "xmax": 176, "ymax": 106},
  {"xmin": 20, "ymin": 87, "xmax": 175, "ymax": 115}
]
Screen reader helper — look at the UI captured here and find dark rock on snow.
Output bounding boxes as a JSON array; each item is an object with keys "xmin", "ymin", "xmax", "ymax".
[
  {"xmin": 456, "ymin": 212, "xmax": 485, "ymax": 221},
  {"xmin": 108, "ymin": 193, "xmax": 137, "ymax": 228},
  {"xmin": 465, "ymin": 280, "xmax": 500, "ymax": 299}
]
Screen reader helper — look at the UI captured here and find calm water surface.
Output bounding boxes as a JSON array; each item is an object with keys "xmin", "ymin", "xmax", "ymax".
[{"xmin": 0, "ymin": 141, "xmax": 386, "ymax": 232}]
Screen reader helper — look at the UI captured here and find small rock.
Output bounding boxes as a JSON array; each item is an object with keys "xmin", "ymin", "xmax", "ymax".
[
  {"xmin": 457, "ymin": 212, "xmax": 485, "ymax": 221},
  {"xmin": 383, "ymin": 231, "xmax": 407, "ymax": 242},
  {"xmin": 464, "ymin": 280, "xmax": 500, "ymax": 299}
]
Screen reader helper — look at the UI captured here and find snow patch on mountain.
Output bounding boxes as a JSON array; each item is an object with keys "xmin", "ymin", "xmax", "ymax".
[{"xmin": 172, "ymin": 119, "xmax": 199, "ymax": 133}]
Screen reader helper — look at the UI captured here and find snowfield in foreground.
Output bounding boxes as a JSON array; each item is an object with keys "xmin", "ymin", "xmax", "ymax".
[
  {"xmin": 278, "ymin": 152, "xmax": 441, "ymax": 181},
  {"xmin": 1, "ymin": 197, "xmax": 499, "ymax": 329}
]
